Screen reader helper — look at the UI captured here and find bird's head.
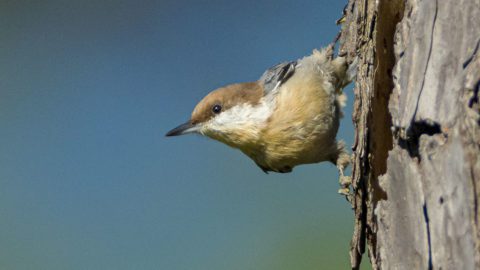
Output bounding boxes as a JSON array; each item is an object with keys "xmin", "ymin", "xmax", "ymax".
[{"xmin": 166, "ymin": 82, "xmax": 270, "ymax": 148}]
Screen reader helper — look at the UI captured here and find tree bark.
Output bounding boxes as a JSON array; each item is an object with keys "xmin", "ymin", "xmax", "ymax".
[{"xmin": 338, "ymin": 0, "xmax": 480, "ymax": 269}]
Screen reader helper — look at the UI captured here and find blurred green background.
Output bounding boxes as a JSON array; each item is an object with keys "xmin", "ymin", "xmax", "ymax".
[{"xmin": 0, "ymin": 1, "xmax": 371, "ymax": 269}]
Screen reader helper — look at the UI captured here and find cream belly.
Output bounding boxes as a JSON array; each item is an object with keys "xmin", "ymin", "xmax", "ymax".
[{"xmin": 251, "ymin": 64, "xmax": 343, "ymax": 172}]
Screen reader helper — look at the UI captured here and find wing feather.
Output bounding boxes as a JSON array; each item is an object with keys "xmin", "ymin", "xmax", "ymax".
[{"xmin": 258, "ymin": 61, "xmax": 297, "ymax": 94}]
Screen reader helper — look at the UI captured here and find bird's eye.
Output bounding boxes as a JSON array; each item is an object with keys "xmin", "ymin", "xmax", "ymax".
[{"xmin": 212, "ymin": 104, "xmax": 222, "ymax": 114}]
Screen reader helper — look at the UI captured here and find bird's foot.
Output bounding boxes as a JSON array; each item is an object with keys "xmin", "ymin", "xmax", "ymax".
[
  {"xmin": 333, "ymin": 145, "xmax": 353, "ymax": 199},
  {"xmin": 339, "ymin": 175, "xmax": 351, "ymax": 186},
  {"xmin": 337, "ymin": 163, "xmax": 352, "ymax": 199},
  {"xmin": 338, "ymin": 175, "xmax": 351, "ymax": 196},
  {"xmin": 338, "ymin": 187, "xmax": 350, "ymax": 196}
]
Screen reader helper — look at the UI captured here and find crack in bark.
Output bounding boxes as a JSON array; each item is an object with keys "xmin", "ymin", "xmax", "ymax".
[
  {"xmin": 472, "ymin": 166, "xmax": 479, "ymax": 226},
  {"xmin": 423, "ymin": 203, "xmax": 433, "ymax": 270},
  {"xmin": 469, "ymin": 80, "xmax": 480, "ymax": 109},
  {"xmin": 410, "ymin": 0, "xmax": 438, "ymax": 128},
  {"xmin": 463, "ymin": 38, "xmax": 480, "ymax": 69}
]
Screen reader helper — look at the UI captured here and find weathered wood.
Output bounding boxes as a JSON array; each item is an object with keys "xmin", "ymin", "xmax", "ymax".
[{"xmin": 339, "ymin": 0, "xmax": 480, "ymax": 269}]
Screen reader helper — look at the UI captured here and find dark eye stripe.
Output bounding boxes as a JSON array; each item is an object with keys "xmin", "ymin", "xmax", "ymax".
[{"xmin": 212, "ymin": 104, "xmax": 222, "ymax": 114}]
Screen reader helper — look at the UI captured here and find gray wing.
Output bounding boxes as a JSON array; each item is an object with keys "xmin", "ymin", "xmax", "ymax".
[{"xmin": 259, "ymin": 61, "xmax": 297, "ymax": 94}]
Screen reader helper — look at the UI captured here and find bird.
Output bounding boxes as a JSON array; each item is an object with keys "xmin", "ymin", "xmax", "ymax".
[{"xmin": 166, "ymin": 47, "xmax": 355, "ymax": 194}]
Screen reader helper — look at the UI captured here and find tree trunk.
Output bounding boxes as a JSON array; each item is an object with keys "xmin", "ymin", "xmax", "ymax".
[{"xmin": 338, "ymin": 0, "xmax": 480, "ymax": 269}]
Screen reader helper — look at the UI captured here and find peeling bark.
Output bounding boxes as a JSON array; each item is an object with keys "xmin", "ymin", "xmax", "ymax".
[{"xmin": 338, "ymin": 0, "xmax": 480, "ymax": 269}]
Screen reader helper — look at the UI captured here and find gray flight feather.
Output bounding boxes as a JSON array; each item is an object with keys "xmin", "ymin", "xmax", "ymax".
[{"xmin": 259, "ymin": 61, "xmax": 297, "ymax": 94}]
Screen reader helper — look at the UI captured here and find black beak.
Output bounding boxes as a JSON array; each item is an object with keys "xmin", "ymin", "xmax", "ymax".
[{"xmin": 165, "ymin": 121, "xmax": 197, "ymax": 137}]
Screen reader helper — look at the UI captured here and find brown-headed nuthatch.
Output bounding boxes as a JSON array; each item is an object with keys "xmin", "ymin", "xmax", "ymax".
[{"xmin": 166, "ymin": 48, "xmax": 355, "ymax": 194}]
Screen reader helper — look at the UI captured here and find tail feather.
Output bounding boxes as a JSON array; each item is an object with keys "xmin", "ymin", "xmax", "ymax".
[{"xmin": 331, "ymin": 56, "xmax": 357, "ymax": 89}]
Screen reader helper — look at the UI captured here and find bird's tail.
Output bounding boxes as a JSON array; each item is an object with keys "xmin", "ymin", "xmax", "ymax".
[
  {"xmin": 331, "ymin": 55, "xmax": 357, "ymax": 114},
  {"xmin": 308, "ymin": 48, "xmax": 357, "ymax": 110},
  {"xmin": 331, "ymin": 56, "xmax": 358, "ymax": 90}
]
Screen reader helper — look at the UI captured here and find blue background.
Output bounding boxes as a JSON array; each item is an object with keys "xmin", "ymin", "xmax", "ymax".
[{"xmin": 0, "ymin": 1, "xmax": 369, "ymax": 269}]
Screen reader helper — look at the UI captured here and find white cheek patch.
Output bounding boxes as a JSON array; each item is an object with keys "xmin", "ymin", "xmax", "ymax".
[{"xmin": 203, "ymin": 100, "xmax": 274, "ymax": 134}]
